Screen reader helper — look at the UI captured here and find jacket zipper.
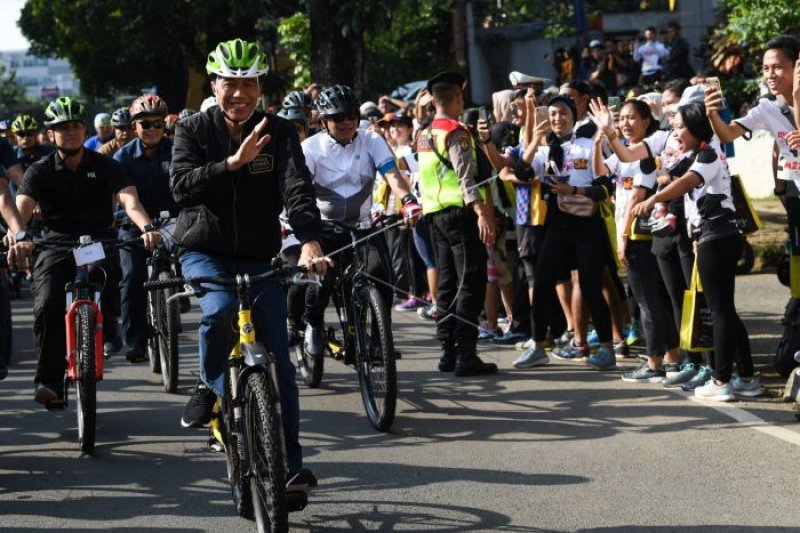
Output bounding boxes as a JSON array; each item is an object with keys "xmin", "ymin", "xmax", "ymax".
[{"xmin": 232, "ymin": 172, "xmax": 239, "ymax": 255}]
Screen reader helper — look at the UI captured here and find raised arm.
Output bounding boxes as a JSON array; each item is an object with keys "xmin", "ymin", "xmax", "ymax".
[
  {"xmin": 704, "ymin": 86, "xmax": 746, "ymax": 144},
  {"xmin": 589, "ymin": 98, "xmax": 650, "ymax": 162}
]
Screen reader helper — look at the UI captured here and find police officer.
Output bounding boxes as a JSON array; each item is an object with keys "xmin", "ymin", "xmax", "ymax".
[{"xmin": 417, "ymin": 71, "xmax": 497, "ymax": 376}]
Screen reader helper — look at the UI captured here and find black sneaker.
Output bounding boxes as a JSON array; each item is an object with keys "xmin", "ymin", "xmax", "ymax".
[
  {"xmin": 103, "ymin": 337, "xmax": 122, "ymax": 358},
  {"xmin": 181, "ymin": 382, "xmax": 216, "ymax": 428},
  {"xmin": 0, "ymin": 366, "xmax": 7, "ymax": 381},
  {"xmin": 438, "ymin": 355, "xmax": 456, "ymax": 372},
  {"xmin": 454, "ymin": 356, "xmax": 498, "ymax": 377},
  {"xmin": 286, "ymin": 467, "xmax": 318, "ymax": 493},
  {"xmin": 125, "ymin": 352, "xmax": 147, "ymax": 364}
]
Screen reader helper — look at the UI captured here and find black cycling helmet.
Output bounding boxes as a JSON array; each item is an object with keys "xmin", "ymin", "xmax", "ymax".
[
  {"xmin": 315, "ymin": 85, "xmax": 359, "ymax": 117},
  {"xmin": 278, "ymin": 107, "xmax": 308, "ymax": 124},
  {"xmin": 111, "ymin": 107, "xmax": 132, "ymax": 127},
  {"xmin": 178, "ymin": 108, "xmax": 198, "ymax": 121},
  {"xmin": 282, "ymin": 90, "xmax": 313, "ymax": 111}
]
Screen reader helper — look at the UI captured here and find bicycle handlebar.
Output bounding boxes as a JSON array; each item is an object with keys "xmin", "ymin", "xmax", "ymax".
[{"xmin": 143, "ymin": 262, "xmax": 312, "ymax": 292}]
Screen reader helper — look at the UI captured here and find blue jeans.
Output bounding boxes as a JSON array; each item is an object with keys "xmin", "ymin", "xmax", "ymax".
[{"xmin": 180, "ymin": 251, "xmax": 302, "ymax": 470}]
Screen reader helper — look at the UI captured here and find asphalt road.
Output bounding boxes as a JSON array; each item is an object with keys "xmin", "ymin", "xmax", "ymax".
[{"xmin": 1, "ymin": 272, "xmax": 799, "ymax": 532}]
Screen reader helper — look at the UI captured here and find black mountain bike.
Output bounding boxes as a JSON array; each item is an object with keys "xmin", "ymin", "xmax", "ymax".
[
  {"xmin": 295, "ymin": 218, "xmax": 397, "ymax": 432},
  {"xmin": 145, "ymin": 213, "xmax": 182, "ymax": 392}
]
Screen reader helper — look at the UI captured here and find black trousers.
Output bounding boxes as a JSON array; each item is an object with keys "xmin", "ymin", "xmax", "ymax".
[
  {"xmin": 31, "ymin": 242, "xmax": 120, "ymax": 395},
  {"xmin": 385, "ymin": 225, "xmax": 410, "ymax": 297},
  {"xmin": 428, "ymin": 207, "xmax": 487, "ymax": 350},
  {"xmin": 652, "ymin": 228, "xmax": 695, "ymax": 337},
  {"xmin": 626, "ymin": 240, "xmax": 678, "ymax": 355},
  {"xmin": 696, "ymin": 234, "xmax": 752, "ymax": 382},
  {"xmin": 533, "ymin": 211, "xmax": 611, "ymax": 343}
]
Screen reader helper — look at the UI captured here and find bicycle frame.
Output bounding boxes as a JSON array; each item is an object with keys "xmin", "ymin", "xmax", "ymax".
[
  {"xmin": 64, "ymin": 265, "xmax": 104, "ymax": 382},
  {"xmin": 326, "ymin": 225, "xmax": 377, "ymax": 363},
  {"xmin": 209, "ymin": 275, "xmax": 287, "ymax": 480}
]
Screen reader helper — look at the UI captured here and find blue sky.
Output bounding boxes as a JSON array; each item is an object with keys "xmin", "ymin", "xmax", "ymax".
[{"xmin": 0, "ymin": 0, "xmax": 29, "ymax": 51}]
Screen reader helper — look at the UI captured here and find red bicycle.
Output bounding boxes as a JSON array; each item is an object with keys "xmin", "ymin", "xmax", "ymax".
[{"xmin": 35, "ymin": 235, "xmax": 140, "ymax": 454}]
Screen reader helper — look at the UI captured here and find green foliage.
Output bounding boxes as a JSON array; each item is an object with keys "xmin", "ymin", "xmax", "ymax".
[
  {"xmin": 717, "ymin": 0, "xmax": 800, "ymax": 62},
  {"xmin": 0, "ymin": 65, "xmax": 28, "ymax": 118},
  {"xmin": 364, "ymin": 0, "xmax": 453, "ymax": 94},
  {"xmin": 277, "ymin": 12, "xmax": 311, "ymax": 89},
  {"xmin": 17, "ymin": 0, "xmax": 300, "ymax": 106}
]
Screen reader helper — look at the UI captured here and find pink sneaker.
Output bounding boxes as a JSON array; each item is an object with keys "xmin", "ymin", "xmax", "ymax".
[{"xmin": 394, "ymin": 297, "xmax": 424, "ymax": 312}]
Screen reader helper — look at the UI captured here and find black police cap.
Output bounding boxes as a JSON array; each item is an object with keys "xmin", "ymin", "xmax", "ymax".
[{"xmin": 426, "ymin": 71, "xmax": 467, "ymax": 93}]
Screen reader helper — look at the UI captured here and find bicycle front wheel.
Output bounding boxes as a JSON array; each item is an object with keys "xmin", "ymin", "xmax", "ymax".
[
  {"xmin": 355, "ymin": 285, "xmax": 397, "ymax": 432},
  {"xmin": 75, "ymin": 303, "xmax": 97, "ymax": 454},
  {"xmin": 245, "ymin": 371, "xmax": 288, "ymax": 532},
  {"xmin": 146, "ymin": 284, "xmax": 161, "ymax": 374},
  {"xmin": 157, "ymin": 271, "xmax": 180, "ymax": 393}
]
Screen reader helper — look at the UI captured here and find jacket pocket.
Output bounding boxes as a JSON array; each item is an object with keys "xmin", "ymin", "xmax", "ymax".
[{"xmin": 174, "ymin": 205, "xmax": 223, "ymax": 250}]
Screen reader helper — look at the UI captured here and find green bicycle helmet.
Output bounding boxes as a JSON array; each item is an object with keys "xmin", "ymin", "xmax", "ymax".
[
  {"xmin": 11, "ymin": 114, "xmax": 39, "ymax": 134},
  {"xmin": 206, "ymin": 38, "xmax": 269, "ymax": 78},
  {"xmin": 43, "ymin": 97, "xmax": 86, "ymax": 127}
]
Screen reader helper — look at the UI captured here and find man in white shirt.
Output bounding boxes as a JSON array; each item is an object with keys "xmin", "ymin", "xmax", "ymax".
[
  {"xmin": 301, "ymin": 84, "xmax": 420, "ymax": 359},
  {"xmin": 634, "ymin": 26, "xmax": 668, "ymax": 86}
]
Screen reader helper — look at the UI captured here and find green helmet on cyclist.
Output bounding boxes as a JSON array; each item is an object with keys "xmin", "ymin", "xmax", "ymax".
[
  {"xmin": 43, "ymin": 97, "xmax": 86, "ymax": 128},
  {"xmin": 129, "ymin": 95, "xmax": 169, "ymax": 121},
  {"xmin": 11, "ymin": 114, "xmax": 38, "ymax": 134},
  {"xmin": 206, "ymin": 38, "xmax": 269, "ymax": 78}
]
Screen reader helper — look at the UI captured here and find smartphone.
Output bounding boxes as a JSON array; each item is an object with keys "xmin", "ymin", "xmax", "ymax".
[
  {"xmin": 536, "ymin": 106, "xmax": 549, "ymax": 123},
  {"xmin": 478, "ymin": 106, "xmax": 488, "ymax": 122},
  {"xmin": 706, "ymin": 76, "xmax": 723, "ymax": 99},
  {"xmin": 608, "ymin": 96, "xmax": 622, "ymax": 112}
]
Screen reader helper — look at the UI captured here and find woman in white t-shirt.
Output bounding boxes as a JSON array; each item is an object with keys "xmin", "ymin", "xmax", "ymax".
[
  {"xmin": 602, "ymin": 100, "xmax": 681, "ymax": 383},
  {"xmin": 632, "ymin": 102, "xmax": 763, "ymax": 401}
]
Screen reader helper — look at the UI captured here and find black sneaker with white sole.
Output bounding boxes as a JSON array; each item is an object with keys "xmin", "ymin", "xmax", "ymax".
[{"xmin": 181, "ymin": 382, "xmax": 217, "ymax": 428}]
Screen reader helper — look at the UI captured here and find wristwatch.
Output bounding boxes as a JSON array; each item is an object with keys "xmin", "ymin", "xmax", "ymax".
[
  {"xmin": 14, "ymin": 230, "xmax": 31, "ymax": 242},
  {"xmin": 142, "ymin": 223, "xmax": 156, "ymax": 233}
]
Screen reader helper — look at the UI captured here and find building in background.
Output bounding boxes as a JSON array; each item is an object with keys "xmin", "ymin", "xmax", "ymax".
[{"xmin": 0, "ymin": 50, "xmax": 80, "ymax": 100}]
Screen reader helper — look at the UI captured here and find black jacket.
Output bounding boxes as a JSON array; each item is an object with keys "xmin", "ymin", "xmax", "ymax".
[{"xmin": 170, "ymin": 106, "xmax": 320, "ymax": 260}]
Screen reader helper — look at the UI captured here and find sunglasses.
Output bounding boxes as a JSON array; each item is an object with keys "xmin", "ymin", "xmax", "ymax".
[
  {"xmin": 325, "ymin": 111, "xmax": 359, "ymax": 123},
  {"xmin": 138, "ymin": 120, "xmax": 164, "ymax": 130},
  {"xmin": 20, "ymin": 130, "xmax": 37, "ymax": 137}
]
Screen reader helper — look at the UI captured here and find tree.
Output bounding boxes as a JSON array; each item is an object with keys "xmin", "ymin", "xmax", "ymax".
[
  {"xmin": 0, "ymin": 65, "xmax": 28, "ymax": 118},
  {"xmin": 18, "ymin": 0, "xmax": 300, "ymax": 109}
]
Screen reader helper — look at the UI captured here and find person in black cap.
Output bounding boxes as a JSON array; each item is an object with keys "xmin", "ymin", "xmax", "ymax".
[{"xmin": 417, "ymin": 71, "xmax": 498, "ymax": 376}]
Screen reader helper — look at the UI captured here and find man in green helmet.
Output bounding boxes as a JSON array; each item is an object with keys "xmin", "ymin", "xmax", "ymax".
[
  {"xmin": 8, "ymin": 96, "xmax": 161, "ymax": 408},
  {"xmin": 170, "ymin": 38, "xmax": 324, "ymax": 495}
]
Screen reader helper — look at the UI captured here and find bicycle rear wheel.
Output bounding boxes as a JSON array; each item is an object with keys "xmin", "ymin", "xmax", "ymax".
[
  {"xmin": 355, "ymin": 285, "xmax": 396, "ymax": 432},
  {"xmin": 157, "ymin": 271, "xmax": 180, "ymax": 393},
  {"xmin": 75, "ymin": 303, "xmax": 97, "ymax": 454},
  {"xmin": 245, "ymin": 371, "xmax": 288, "ymax": 532}
]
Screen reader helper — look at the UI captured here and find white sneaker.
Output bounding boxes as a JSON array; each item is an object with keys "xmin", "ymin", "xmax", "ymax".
[
  {"xmin": 694, "ymin": 380, "xmax": 735, "ymax": 402},
  {"xmin": 731, "ymin": 375, "xmax": 765, "ymax": 398},
  {"xmin": 515, "ymin": 338, "xmax": 533, "ymax": 352},
  {"xmin": 513, "ymin": 346, "xmax": 549, "ymax": 369}
]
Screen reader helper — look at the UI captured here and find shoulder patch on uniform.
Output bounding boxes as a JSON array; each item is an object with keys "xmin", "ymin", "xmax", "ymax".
[
  {"xmin": 458, "ymin": 134, "xmax": 471, "ymax": 152},
  {"xmin": 640, "ymin": 156, "xmax": 656, "ymax": 174},
  {"xmin": 696, "ymin": 148, "xmax": 717, "ymax": 164}
]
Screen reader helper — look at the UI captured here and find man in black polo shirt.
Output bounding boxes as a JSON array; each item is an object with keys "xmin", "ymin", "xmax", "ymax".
[{"xmin": 9, "ymin": 97, "xmax": 161, "ymax": 409}]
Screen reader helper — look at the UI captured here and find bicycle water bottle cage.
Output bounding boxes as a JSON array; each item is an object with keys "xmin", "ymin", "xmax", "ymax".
[{"xmin": 240, "ymin": 342, "xmax": 269, "ymax": 367}]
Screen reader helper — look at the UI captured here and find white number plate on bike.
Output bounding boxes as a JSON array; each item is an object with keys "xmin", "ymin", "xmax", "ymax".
[{"xmin": 73, "ymin": 242, "xmax": 105, "ymax": 266}]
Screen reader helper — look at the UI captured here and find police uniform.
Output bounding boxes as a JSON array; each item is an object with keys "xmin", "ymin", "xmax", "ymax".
[{"xmin": 418, "ymin": 72, "xmax": 496, "ymax": 375}]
